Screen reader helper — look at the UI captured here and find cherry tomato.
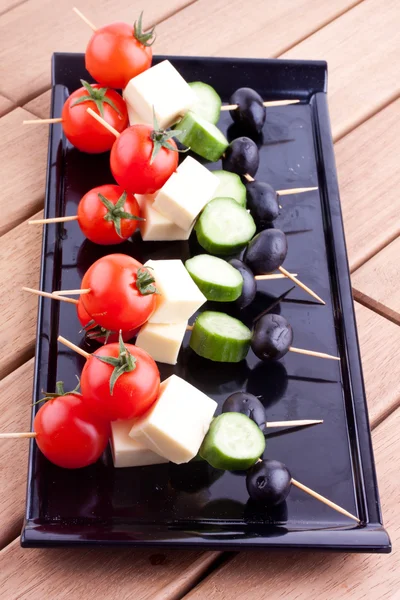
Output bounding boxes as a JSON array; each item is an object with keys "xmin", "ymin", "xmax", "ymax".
[
  {"xmin": 77, "ymin": 184, "xmax": 142, "ymax": 245},
  {"xmin": 34, "ymin": 385, "xmax": 110, "ymax": 469},
  {"xmin": 81, "ymin": 342, "xmax": 160, "ymax": 421},
  {"xmin": 77, "ymin": 298, "xmax": 138, "ymax": 344},
  {"xmin": 85, "ymin": 15, "xmax": 154, "ymax": 89},
  {"xmin": 81, "ymin": 254, "xmax": 157, "ymax": 331},
  {"xmin": 62, "ymin": 80, "xmax": 128, "ymax": 153},
  {"xmin": 110, "ymin": 124, "xmax": 179, "ymax": 194}
]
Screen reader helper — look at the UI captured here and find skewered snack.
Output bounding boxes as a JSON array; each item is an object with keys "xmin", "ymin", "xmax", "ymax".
[
  {"xmin": 246, "ymin": 181, "xmax": 280, "ymax": 227},
  {"xmin": 222, "ymin": 136, "xmax": 259, "ymax": 177},
  {"xmin": 189, "ymin": 310, "xmax": 339, "ymax": 363},
  {"xmin": 211, "ymin": 170, "xmax": 247, "ymax": 206},
  {"xmin": 29, "ymin": 185, "xmax": 142, "ymax": 245},
  {"xmin": 188, "ymin": 81, "xmax": 222, "ymax": 124},
  {"xmin": 23, "ymin": 80, "xmax": 128, "ymax": 153}
]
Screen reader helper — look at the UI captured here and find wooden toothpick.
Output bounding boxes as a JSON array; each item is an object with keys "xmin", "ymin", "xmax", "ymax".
[
  {"xmin": 186, "ymin": 324, "xmax": 194, "ymax": 331},
  {"xmin": 73, "ymin": 7, "xmax": 97, "ymax": 31},
  {"xmin": 29, "ymin": 215, "xmax": 78, "ymax": 225},
  {"xmin": 244, "ymin": 174, "xmax": 254, "ymax": 182},
  {"xmin": 220, "ymin": 99, "xmax": 300, "ymax": 111},
  {"xmin": 0, "ymin": 432, "xmax": 37, "ymax": 439},
  {"xmin": 53, "ymin": 289, "xmax": 91, "ymax": 297},
  {"xmin": 87, "ymin": 107, "xmax": 120, "ymax": 137},
  {"xmin": 289, "ymin": 347, "xmax": 340, "ymax": 361},
  {"xmin": 291, "ymin": 478, "xmax": 359, "ymax": 522},
  {"xmin": 265, "ymin": 419, "xmax": 323, "ymax": 428},
  {"xmin": 276, "ymin": 186, "xmax": 318, "ymax": 196},
  {"xmin": 278, "ymin": 266, "xmax": 325, "ymax": 305},
  {"xmin": 23, "ymin": 287, "xmax": 79, "ymax": 305},
  {"xmin": 255, "ymin": 273, "xmax": 297, "ymax": 281},
  {"xmin": 23, "ymin": 118, "xmax": 63, "ymax": 125},
  {"xmin": 57, "ymin": 335, "xmax": 90, "ymax": 359}
]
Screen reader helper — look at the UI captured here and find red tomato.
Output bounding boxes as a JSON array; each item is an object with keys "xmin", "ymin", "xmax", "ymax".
[
  {"xmin": 77, "ymin": 298, "xmax": 138, "ymax": 344},
  {"xmin": 110, "ymin": 125, "xmax": 179, "ymax": 194},
  {"xmin": 77, "ymin": 184, "xmax": 141, "ymax": 245},
  {"xmin": 81, "ymin": 343, "xmax": 160, "ymax": 421},
  {"xmin": 81, "ymin": 254, "xmax": 157, "ymax": 331},
  {"xmin": 34, "ymin": 389, "xmax": 110, "ymax": 469},
  {"xmin": 62, "ymin": 81, "xmax": 128, "ymax": 153},
  {"xmin": 85, "ymin": 19, "xmax": 153, "ymax": 89}
]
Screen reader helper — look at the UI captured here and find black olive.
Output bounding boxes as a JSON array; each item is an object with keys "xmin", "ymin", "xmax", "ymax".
[
  {"xmin": 244, "ymin": 228, "xmax": 288, "ymax": 274},
  {"xmin": 229, "ymin": 88, "xmax": 266, "ymax": 135},
  {"xmin": 222, "ymin": 137, "xmax": 259, "ymax": 177},
  {"xmin": 229, "ymin": 258, "xmax": 257, "ymax": 309},
  {"xmin": 222, "ymin": 391, "xmax": 266, "ymax": 431},
  {"xmin": 251, "ymin": 313, "xmax": 293, "ymax": 361},
  {"xmin": 246, "ymin": 459, "xmax": 292, "ymax": 505},
  {"xmin": 246, "ymin": 181, "xmax": 279, "ymax": 227}
]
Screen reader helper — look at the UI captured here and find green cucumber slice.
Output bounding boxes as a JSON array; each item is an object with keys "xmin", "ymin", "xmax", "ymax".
[
  {"xmin": 195, "ymin": 197, "xmax": 256, "ymax": 255},
  {"xmin": 185, "ymin": 254, "xmax": 243, "ymax": 302},
  {"xmin": 200, "ymin": 413, "xmax": 265, "ymax": 470},
  {"xmin": 189, "ymin": 82, "xmax": 221, "ymax": 124},
  {"xmin": 211, "ymin": 170, "xmax": 246, "ymax": 207},
  {"xmin": 190, "ymin": 310, "xmax": 251, "ymax": 362},
  {"xmin": 178, "ymin": 111, "xmax": 228, "ymax": 162}
]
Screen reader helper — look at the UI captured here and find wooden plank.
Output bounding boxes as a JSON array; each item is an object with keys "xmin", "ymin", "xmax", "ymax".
[
  {"xmin": 282, "ymin": 0, "xmax": 400, "ymax": 140},
  {"xmin": 184, "ymin": 408, "xmax": 400, "ymax": 600},
  {"xmin": 156, "ymin": 0, "xmax": 362, "ymax": 58},
  {"xmin": 352, "ymin": 236, "xmax": 400, "ymax": 325},
  {"xmin": 0, "ymin": 0, "xmax": 196, "ymax": 103},
  {"xmin": 336, "ymin": 100, "xmax": 400, "ymax": 271},
  {"xmin": 355, "ymin": 303, "xmax": 400, "ymax": 426},
  {"xmin": 0, "ymin": 359, "xmax": 34, "ymax": 548},
  {"xmin": 0, "ymin": 107, "xmax": 47, "ymax": 236},
  {"xmin": 0, "ymin": 538, "xmax": 220, "ymax": 599},
  {"xmin": 0, "ymin": 211, "xmax": 42, "ymax": 380},
  {"xmin": 0, "ymin": 94, "xmax": 13, "ymax": 117},
  {"xmin": 0, "ymin": 0, "xmax": 26, "ymax": 16},
  {"xmin": 23, "ymin": 89, "xmax": 51, "ymax": 119}
]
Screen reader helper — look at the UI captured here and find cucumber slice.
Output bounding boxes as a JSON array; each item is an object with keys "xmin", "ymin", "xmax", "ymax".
[
  {"xmin": 185, "ymin": 254, "xmax": 243, "ymax": 302},
  {"xmin": 178, "ymin": 111, "xmax": 228, "ymax": 162},
  {"xmin": 200, "ymin": 413, "xmax": 266, "ymax": 470},
  {"xmin": 211, "ymin": 170, "xmax": 247, "ymax": 207},
  {"xmin": 190, "ymin": 310, "xmax": 251, "ymax": 362},
  {"xmin": 189, "ymin": 82, "xmax": 221, "ymax": 124},
  {"xmin": 195, "ymin": 197, "xmax": 256, "ymax": 255}
]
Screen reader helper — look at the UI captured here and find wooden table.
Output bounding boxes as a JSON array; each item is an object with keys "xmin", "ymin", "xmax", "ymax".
[{"xmin": 0, "ymin": 0, "xmax": 399, "ymax": 597}]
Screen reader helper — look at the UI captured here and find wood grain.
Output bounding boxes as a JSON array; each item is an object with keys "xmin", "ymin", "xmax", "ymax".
[
  {"xmin": 0, "ymin": 538, "xmax": 220, "ymax": 600},
  {"xmin": 282, "ymin": 0, "xmax": 400, "ymax": 140},
  {"xmin": 354, "ymin": 303, "xmax": 400, "ymax": 426},
  {"xmin": 0, "ymin": 0, "xmax": 196, "ymax": 103},
  {"xmin": 155, "ymin": 0, "xmax": 362, "ymax": 58},
  {"xmin": 0, "ymin": 359, "xmax": 33, "ymax": 548},
  {"xmin": 185, "ymin": 408, "xmax": 400, "ymax": 600},
  {"xmin": 0, "ymin": 211, "xmax": 42, "ymax": 380},
  {"xmin": 0, "ymin": 94, "xmax": 13, "ymax": 116},
  {"xmin": 0, "ymin": 0, "xmax": 26, "ymax": 16},
  {"xmin": 352, "ymin": 236, "xmax": 400, "ymax": 324},
  {"xmin": 0, "ymin": 108, "xmax": 47, "ymax": 236},
  {"xmin": 23, "ymin": 89, "xmax": 52, "ymax": 119},
  {"xmin": 336, "ymin": 100, "xmax": 400, "ymax": 271}
]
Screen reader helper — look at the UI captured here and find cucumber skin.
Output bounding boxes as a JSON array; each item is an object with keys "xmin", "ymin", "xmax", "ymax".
[
  {"xmin": 189, "ymin": 313, "xmax": 251, "ymax": 363},
  {"xmin": 185, "ymin": 257, "xmax": 243, "ymax": 302},
  {"xmin": 195, "ymin": 199, "xmax": 256, "ymax": 256},
  {"xmin": 178, "ymin": 112, "xmax": 228, "ymax": 162},
  {"xmin": 200, "ymin": 414, "xmax": 265, "ymax": 470}
]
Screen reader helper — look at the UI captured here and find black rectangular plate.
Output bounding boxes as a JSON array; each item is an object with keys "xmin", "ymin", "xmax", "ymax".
[{"xmin": 22, "ymin": 53, "xmax": 390, "ymax": 552}]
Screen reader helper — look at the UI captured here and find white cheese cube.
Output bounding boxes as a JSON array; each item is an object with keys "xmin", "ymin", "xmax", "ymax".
[
  {"xmin": 135, "ymin": 192, "xmax": 155, "ymax": 210},
  {"xmin": 129, "ymin": 375, "xmax": 217, "ymax": 464},
  {"xmin": 111, "ymin": 420, "xmax": 168, "ymax": 468},
  {"xmin": 139, "ymin": 194, "xmax": 194, "ymax": 241},
  {"xmin": 124, "ymin": 102, "xmax": 148, "ymax": 126},
  {"xmin": 144, "ymin": 259, "xmax": 206, "ymax": 323},
  {"xmin": 123, "ymin": 60, "xmax": 196, "ymax": 129},
  {"xmin": 153, "ymin": 157, "xmax": 219, "ymax": 230},
  {"xmin": 136, "ymin": 321, "xmax": 187, "ymax": 365}
]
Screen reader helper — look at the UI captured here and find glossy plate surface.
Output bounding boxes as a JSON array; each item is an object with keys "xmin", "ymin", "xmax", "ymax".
[{"xmin": 22, "ymin": 54, "xmax": 390, "ymax": 552}]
